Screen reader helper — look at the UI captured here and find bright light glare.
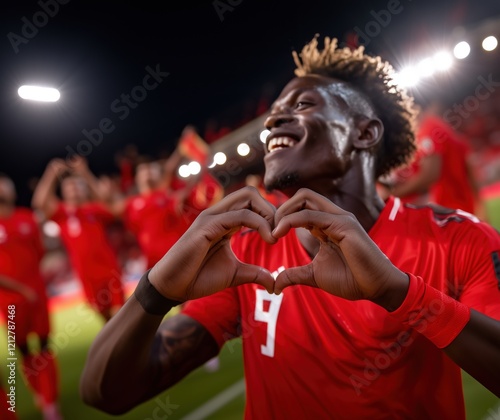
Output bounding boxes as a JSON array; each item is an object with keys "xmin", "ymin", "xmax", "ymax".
[
  {"xmin": 18, "ymin": 85, "xmax": 60, "ymax": 102},
  {"xmin": 208, "ymin": 160, "xmax": 216, "ymax": 169},
  {"xmin": 482, "ymin": 36, "xmax": 498, "ymax": 51},
  {"xmin": 178, "ymin": 164, "xmax": 191, "ymax": 178},
  {"xmin": 453, "ymin": 41, "xmax": 471, "ymax": 59},
  {"xmin": 237, "ymin": 143, "xmax": 250, "ymax": 156},
  {"xmin": 43, "ymin": 221, "xmax": 60, "ymax": 237},
  {"xmin": 433, "ymin": 51, "xmax": 453, "ymax": 71},
  {"xmin": 213, "ymin": 152, "xmax": 227, "ymax": 165},
  {"xmin": 417, "ymin": 58, "xmax": 435, "ymax": 77},
  {"xmin": 396, "ymin": 67, "xmax": 420, "ymax": 87},
  {"xmin": 188, "ymin": 161, "xmax": 201, "ymax": 175},
  {"xmin": 260, "ymin": 129, "xmax": 270, "ymax": 143}
]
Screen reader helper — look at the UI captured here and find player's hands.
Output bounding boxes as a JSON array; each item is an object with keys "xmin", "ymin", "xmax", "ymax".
[
  {"xmin": 68, "ymin": 155, "xmax": 89, "ymax": 174},
  {"xmin": 272, "ymin": 189, "xmax": 409, "ymax": 310},
  {"xmin": 149, "ymin": 186, "xmax": 277, "ymax": 301},
  {"xmin": 48, "ymin": 158, "xmax": 69, "ymax": 178}
]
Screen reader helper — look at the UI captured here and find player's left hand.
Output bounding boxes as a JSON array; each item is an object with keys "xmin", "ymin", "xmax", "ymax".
[{"xmin": 272, "ymin": 188, "xmax": 409, "ymax": 310}]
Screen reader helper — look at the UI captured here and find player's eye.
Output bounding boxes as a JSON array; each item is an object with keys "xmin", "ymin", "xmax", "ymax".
[{"xmin": 295, "ymin": 101, "xmax": 312, "ymax": 110}]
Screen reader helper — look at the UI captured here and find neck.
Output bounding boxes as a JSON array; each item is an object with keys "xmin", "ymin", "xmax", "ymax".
[{"xmin": 284, "ymin": 151, "xmax": 385, "ymax": 232}]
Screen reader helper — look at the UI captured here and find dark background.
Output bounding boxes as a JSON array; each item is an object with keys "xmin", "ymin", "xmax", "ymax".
[{"xmin": 1, "ymin": 0, "xmax": 500, "ymax": 204}]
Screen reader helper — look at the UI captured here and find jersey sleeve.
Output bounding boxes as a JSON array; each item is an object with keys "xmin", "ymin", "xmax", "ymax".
[
  {"xmin": 181, "ymin": 287, "xmax": 241, "ymax": 349},
  {"xmin": 455, "ymin": 223, "xmax": 500, "ymax": 320}
]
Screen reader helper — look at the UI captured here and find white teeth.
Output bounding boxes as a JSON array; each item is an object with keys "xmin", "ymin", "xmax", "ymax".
[{"xmin": 267, "ymin": 136, "xmax": 298, "ymax": 153}]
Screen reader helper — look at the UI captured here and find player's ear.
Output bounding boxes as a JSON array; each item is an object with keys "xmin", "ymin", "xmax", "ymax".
[{"xmin": 352, "ymin": 117, "xmax": 384, "ymax": 150}]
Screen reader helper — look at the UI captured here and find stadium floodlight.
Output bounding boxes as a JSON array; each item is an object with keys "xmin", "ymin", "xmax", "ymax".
[
  {"xmin": 260, "ymin": 129, "xmax": 270, "ymax": 143},
  {"xmin": 453, "ymin": 41, "xmax": 471, "ymax": 59},
  {"xmin": 178, "ymin": 164, "xmax": 191, "ymax": 178},
  {"xmin": 237, "ymin": 143, "xmax": 250, "ymax": 156},
  {"xmin": 188, "ymin": 161, "xmax": 201, "ymax": 175},
  {"xmin": 213, "ymin": 152, "xmax": 227, "ymax": 165},
  {"xmin": 482, "ymin": 36, "xmax": 498, "ymax": 51},
  {"xmin": 417, "ymin": 58, "xmax": 435, "ymax": 77},
  {"xmin": 395, "ymin": 67, "xmax": 420, "ymax": 88},
  {"xmin": 433, "ymin": 51, "xmax": 453, "ymax": 71},
  {"xmin": 18, "ymin": 85, "xmax": 60, "ymax": 102}
]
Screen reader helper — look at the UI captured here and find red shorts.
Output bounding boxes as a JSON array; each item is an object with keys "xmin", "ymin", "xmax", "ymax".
[
  {"xmin": 80, "ymin": 273, "xmax": 125, "ymax": 313},
  {"xmin": 0, "ymin": 288, "xmax": 50, "ymax": 345}
]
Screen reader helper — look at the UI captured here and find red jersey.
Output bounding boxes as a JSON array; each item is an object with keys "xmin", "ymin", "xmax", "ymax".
[
  {"xmin": 124, "ymin": 191, "xmax": 193, "ymax": 268},
  {"xmin": 183, "ymin": 197, "xmax": 500, "ymax": 419},
  {"xmin": 413, "ymin": 116, "xmax": 475, "ymax": 212},
  {"xmin": 125, "ymin": 174, "xmax": 222, "ymax": 268},
  {"xmin": 51, "ymin": 202, "xmax": 120, "ymax": 283},
  {"xmin": 0, "ymin": 208, "xmax": 44, "ymax": 291}
]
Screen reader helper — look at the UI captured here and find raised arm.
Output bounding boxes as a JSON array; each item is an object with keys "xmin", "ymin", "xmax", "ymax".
[
  {"xmin": 80, "ymin": 294, "xmax": 218, "ymax": 414},
  {"xmin": 80, "ymin": 187, "xmax": 276, "ymax": 414},
  {"xmin": 31, "ymin": 159, "xmax": 68, "ymax": 219}
]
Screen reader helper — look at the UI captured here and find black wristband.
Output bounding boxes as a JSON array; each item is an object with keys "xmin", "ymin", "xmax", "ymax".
[{"xmin": 134, "ymin": 270, "xmax": 182, "ymax": 316}]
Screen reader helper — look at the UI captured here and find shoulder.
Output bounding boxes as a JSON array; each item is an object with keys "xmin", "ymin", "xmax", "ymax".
[{"xmin": 403, "ymin": 202, "xmax": 499, "ymax": 248}]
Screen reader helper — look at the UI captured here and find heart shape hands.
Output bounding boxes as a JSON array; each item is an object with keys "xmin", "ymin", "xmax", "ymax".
[{"xmin": 148, "ymin": 187, "xmax": 409, "ymax": 311}]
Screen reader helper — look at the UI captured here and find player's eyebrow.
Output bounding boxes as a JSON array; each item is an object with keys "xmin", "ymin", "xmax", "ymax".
[{"xmin": 269, "ymin": 87, "xmax": 319, "ymax": 110}]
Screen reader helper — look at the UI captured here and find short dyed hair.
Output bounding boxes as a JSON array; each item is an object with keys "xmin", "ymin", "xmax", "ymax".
[{"xmin": 293, "ymin": 36, "xmax": 418, "ymax": 177}]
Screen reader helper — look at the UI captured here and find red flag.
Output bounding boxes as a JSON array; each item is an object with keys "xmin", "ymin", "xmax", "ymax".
[{"xmin": 178, "ymin": 127, "xmax": 210, "ymax": 164}]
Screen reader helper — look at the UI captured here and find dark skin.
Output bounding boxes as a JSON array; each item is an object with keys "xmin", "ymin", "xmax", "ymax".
[{"xmin": 80, "ymin": 75, "xmax": 500, "ymax": 414}]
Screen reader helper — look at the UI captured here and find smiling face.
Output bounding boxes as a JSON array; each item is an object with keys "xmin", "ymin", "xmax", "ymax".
[{"xmin": 263, "ymin": 75, "xmax": 377, "ymax": 195}]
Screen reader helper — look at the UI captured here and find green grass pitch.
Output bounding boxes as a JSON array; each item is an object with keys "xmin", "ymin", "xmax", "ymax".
[{"xmin": 1, "ymin": 301, "xmax": 498, "ymax": 419}]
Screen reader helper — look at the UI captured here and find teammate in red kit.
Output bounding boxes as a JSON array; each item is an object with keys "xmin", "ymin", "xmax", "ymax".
[
  {"xmin": 81, "ymin": 37, "xmax": 500, "ymax": 418},
  {"xmin": 0, "ymin": 175, "xmax": 62, "ymax": 420},
  {"xmin": 32, "ymin": 158, "xmax": 124, "ymax": 321},
  {"xmin": 390, "ymin": 101, "xmax": 482, "ymax": 215},
  {"xmin": 105, "ymin": 144, "xmax": 223, "ymax": 269}
]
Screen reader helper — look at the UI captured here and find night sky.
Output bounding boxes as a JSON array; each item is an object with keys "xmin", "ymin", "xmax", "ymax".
[{"xmin": 1, "ymin": 0, "xmax": 500, "ymax": 204}]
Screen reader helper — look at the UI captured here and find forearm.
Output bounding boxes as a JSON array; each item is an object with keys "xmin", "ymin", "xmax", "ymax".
[
  {"xmin": 81, "ymin": 272, "xmax": 218, "ymax": 414},
  {"xmin": 32, "ymin": 169, "xmax": 58, "ymax": 215},
  {"xmin": 80, "ymin": 295, "xmax": 165, "ymax": 414},
  {"xmin": 444, "ymin": 310, "xmax": 500, "ymax": 396}
]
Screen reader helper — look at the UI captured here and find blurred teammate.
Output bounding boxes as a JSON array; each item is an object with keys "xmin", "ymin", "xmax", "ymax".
[
  {"xmin": 104, "ymin": 134, "xmax": 223, "ymax": 270},
  {"xmin": 82, "ymin": 37, "xmax": 500, "ymax": 418},
  {"xmin": 390, "ymin": 101, "xmax": 482, "ymax": 215},
  {"xmin": 0, "ymin": 175, "xmax": 62, "ymax": 420},
  {"xmin": 32, "ymin": 158, "xmax": 124, "ymax": 321}
]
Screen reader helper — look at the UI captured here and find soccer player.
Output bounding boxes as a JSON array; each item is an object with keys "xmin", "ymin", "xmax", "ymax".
[
  {"xmin": 0, "ymin": 175, "xmax": 62, "ymax": 420},
  {"xmin": 32, "ymin": 157, "xmax": 124, "ymax": 321},
  {"xmin": 390, "ymin": 100, "xmax": 482, "ymax": 214},
  {"xmin": 81, "ymin": 37, "xmax": 500, "ymax": 418},
  {"xmin": 104, "ymin": 138, "xmax": 223, "ymax": 269}
]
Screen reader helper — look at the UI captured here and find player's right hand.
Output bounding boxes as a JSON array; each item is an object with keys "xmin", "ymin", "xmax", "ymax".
[{"xmin": 149, "ymin": 186, "xmax": 276, "ymax": 301}]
